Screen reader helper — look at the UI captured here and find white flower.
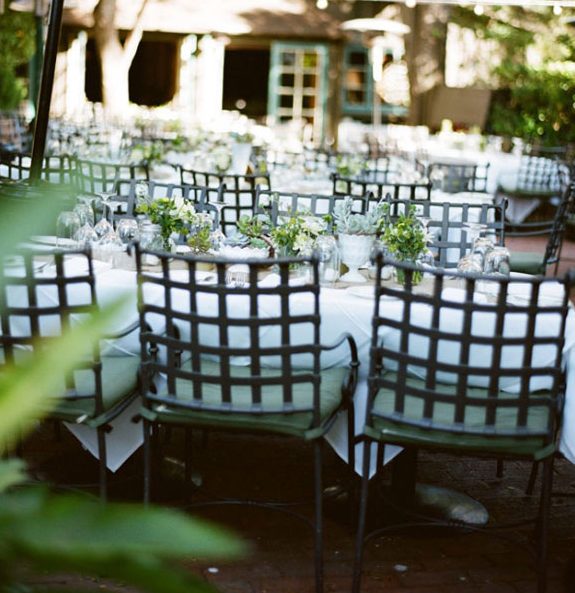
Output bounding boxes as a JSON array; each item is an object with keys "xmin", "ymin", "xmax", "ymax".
[
  {"xmin": 302, "ymin": 216, "xmax": 326, "ymax": 235},
  {"xmin": 131, "ymin": 148, "xmax": 145, "ymax": 163},
  {"xmin": 293, "ymin": 233, "xmax": 314, "ymax": 254}
]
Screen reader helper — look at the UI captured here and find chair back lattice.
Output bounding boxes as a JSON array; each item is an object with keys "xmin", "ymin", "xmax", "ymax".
[
  {"xmin": 516, "ymin": 146, "xmax": 567, "ymax": 194},
  {"xmin": 135, "ymin": 246, "xmax": 329, "ymax": 430},
  {"xmin": 543, "ymin": 182, "xmax": 575, "ymax": 269},
  {"xmin": 0, "ymin": 151, "xmax": 73, "ymax": 184},
  {"xmin": 74, "ymin": 158, "xmax": 149, "ymax": 195},
  {"xmin": 254, "ymin": 188, "xmax": 374, "ymax": 229},
  {"xmin": 179, "ymin": 167, "xmax": 271, "ymax": 234},
  {"xmin": 332, "ymin": 172, "xmax": 432, "ymax": 201},
  {"xmin": 384, "ymin": 198, "xmax": 506, "ymax": 268},
  {"xmin": 113, "ymin": 179, "xmax": 220, "ymax": 225},
  {"xmin": 426, "ymin": 161, "xmax": 490, "ymax": 193},
  {"xmin": 0, "ymin": 249, "xmax": 106, "ymax": 416},
  {"xmin": 367, "ymin": 254, "xmax": 574, "ymax": 448}
]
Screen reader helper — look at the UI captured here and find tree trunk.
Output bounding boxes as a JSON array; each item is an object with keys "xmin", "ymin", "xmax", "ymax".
[
  {"xmin": 401, "ymin": 4, "xmax": 449, "ymax": 126},
  {"xmin": 93, "ymin": 0, "xmax": 148, "ymax": 117}
]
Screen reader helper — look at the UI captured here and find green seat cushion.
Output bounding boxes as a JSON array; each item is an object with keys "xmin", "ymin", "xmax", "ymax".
[
  {"xmin": 145, "ymin": 360, "xmax": 348, "ymax": 439},
  {"xmin": 365, "ymin": 373, "xmax": 554, "ymax": 460},
  {"xmin": 52, "ymin": 355, "xmax": 140, "ymax": 426},
  {"xmin": 509, "ymin": 251, "xmax": 545, "ymax": 275},
  {"xmin": 497, "ymin": 183, "xmax": 558, "ymax": 199}
]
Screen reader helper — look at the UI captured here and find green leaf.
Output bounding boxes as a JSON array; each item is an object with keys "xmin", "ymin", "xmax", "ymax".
[
  {"xmin": 0, "ymin": 488, "xmax": 242, "ymax": 593},
  {"xmin": 0, "ymin": 459, "xmax": 27, "ymax": 493},
  {"xmin": 6, "ymin": 493, "xmax": 244, "ymax": 561},
  {"xmin": 0, "ymin": 298, "xmax": 128, "ymax": 454}
]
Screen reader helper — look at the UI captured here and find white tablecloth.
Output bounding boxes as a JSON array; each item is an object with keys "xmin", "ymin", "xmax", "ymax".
[{"xmin": 38, "ymin": 258, "xmax": 575, "ymax": 476}]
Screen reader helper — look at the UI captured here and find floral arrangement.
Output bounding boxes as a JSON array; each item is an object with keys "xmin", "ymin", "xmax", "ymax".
[
  {"xmin": 335, "ymin": 154, "xmax": 366, "ymax": 177},
  {"xmin": 235, "ymin": 211, "xmax": 327, "ymax": 258},
  {"xmin": 383, "ymin": 206, "xmax": 429, "ymax": 261},
  {"xmin": 383, "ymin": 206, "xmax": 430, "ymax": 284},
  {"xmin": 130, "ymin": 141, "xmax": 165, "ymax": 166},
  {"xmin": 230, "ymin": 131, "xmax": 254, "ymax": 144},
  {"xmin": 271, "ymin": 213, "xmax": 327, "ymax": 257},
  {"xmin": 211, "ymin": 144, "xmax": 232, "ymax": 173},
  {"xmin": 136, "ymin": 189, "xmax": 209, "ymax": 251},
  {"xmin": 332, "ymin": 197, "xmax": 388, "ymax": 235}
]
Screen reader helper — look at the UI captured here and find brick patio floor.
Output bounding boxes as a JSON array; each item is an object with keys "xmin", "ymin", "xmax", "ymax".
[{"xmin": 21, "ymin": 234, "xmax": 575, "ymax": 593}]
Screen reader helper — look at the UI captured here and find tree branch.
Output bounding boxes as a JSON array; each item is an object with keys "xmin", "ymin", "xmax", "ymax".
[{"xmin": 122, "ymin": 0, "xmax": 150, "ymax": 66}]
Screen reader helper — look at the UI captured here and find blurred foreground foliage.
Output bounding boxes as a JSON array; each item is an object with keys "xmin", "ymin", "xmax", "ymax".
[{"xmin": 0, "ymin": 182, "xmax": 244, "ymax": 592}]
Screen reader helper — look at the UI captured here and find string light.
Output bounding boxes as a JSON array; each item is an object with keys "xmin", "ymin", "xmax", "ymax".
[
  {"xmin": 553, "ymin": 3, "xmax": 563, "ymax": 13},
  {"xmin": 405, "ymin": 0, "xmax": 417, "ymax": 7},
  {"xmin": 316, "ymin": 0, "xmax": 328, "ymax": 8},
  {"xmin": 474, "ymin": 3, "xmax": 485, "ymax": 13}
]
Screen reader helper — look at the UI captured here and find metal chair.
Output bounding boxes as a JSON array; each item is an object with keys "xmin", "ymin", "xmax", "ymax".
[
  {"xmin": 425, "ymin": 161, "xmax": 490, "ymax": 193},
  {"xmin": 74, "ymin": 157, "xmax": 149, "ymax": 195},
  {"xmin": 496, "ymin": 146, "xmax": 568, "ymax": 230},
  {"xmin": 508, "ymin": 181, "xmax": 575, "ymax": 276},
  {"xmin": 0, "ymin": 150, "xmax": 74, "ymax": 184},
  {"xmin": 0, "ymin": 248, "xmax": 140, "ymax": 499},
  {"xmin": 254, "ymin": 187, "xmax": 375, "ymax": 230},
  {"xmin": 134, "ymin": 246, "xmax": 359, "ymax": 593},
  {"xmin": 112, "ymin": 179, "xmax": 221, "ymax": 224},
  {"xmin": 332, "ymin": 172, "xmax": 432, "ymax": 202},
  {"xmin": 352, "ymin": 254, "xmax": 575, "ymax": 593},
  {"xmin": 178, "ymin": 167, "xmax": 271, "ymax": 234},
  {"xmin": 384, "ymin": 197, "xmax": 506, "ymax": 268}
]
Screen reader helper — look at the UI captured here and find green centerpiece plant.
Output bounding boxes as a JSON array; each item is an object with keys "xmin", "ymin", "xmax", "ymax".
[
  {"xmin": 383, "ymin": 206, "xmax": 429, "ymax": 285},
  {"xmin": 332, "ymin": 197, "xmax": 388, "ymax": 283},
  {"xmin": 136, "ymin": 188, "xmax": 211, "ymax": 251}
]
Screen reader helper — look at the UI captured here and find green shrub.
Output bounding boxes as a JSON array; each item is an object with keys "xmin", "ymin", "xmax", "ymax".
[{"xmin": 487, "ymin": 62, "xmax": 575, "ymax": 145}]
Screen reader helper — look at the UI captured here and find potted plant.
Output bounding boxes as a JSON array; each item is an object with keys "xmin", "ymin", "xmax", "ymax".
[
  {"xmin": 382, "ymin": 205, "xmax": 429, "ymax": 285},
  {"xmin": 333, "ymin": 197, "xmax": 387, "ymax": 283},
  {"xmin": 135, "ymin": 191, "xmax": 204, "ymax": 252}
]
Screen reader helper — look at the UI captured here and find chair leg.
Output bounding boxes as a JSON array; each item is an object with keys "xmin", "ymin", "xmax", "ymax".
[
  {"xmin": 352, "ymin": 441, "xmax": 373, "ymax": 593},
  {"xmin": 496, "ymin": 460, "xmax": 504, "ymax": 478},
  {"xmin": 527, "ymin": 461, "xmax": 540, "ymax": 496},
  {"xmin": 97, "ymin": 426, "xmax": 108, "ymax": 502},
  {"xmin": 313, "ymin": 440, "xmax": 324, "ymax": 593},
  {"xmin": 536, "ymin": 457, "xmax": 554, "ymax": 593},
  {"xmin": 143, "ymin": 418, "xmax": 151, "ymax": 505}
]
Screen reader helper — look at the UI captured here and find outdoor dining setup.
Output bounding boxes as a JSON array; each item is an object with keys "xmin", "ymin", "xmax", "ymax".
[
  {"xmin": 2, "ymin": 0, "xmax": 575, "ymax": 589},
  {"xmin": 0, "ymin": 104, "xmax": 574, "ymax": 593}
]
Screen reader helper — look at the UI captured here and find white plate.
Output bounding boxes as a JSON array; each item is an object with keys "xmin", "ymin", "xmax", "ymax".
[{"xmin": 30, "ymin": 235, "xmax": 58, "ymax": 245}]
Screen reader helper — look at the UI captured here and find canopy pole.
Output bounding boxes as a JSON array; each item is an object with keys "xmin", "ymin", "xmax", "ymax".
[{"xmin": 30, "ymin": 0, "xmax": 64, "ymax": 183}]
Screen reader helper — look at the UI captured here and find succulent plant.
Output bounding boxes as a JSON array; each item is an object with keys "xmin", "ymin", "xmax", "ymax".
[{"xmin": 332, "ymin": 197, "xmax": 388, "ymax": 235}]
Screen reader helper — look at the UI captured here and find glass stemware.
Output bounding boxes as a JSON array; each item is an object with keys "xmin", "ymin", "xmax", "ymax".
[
  {"xmin": 56, "ymin": 211, "xmax": 82, "ymax": 249},
  {"xmin": 315, "ymin": 235, "xmax": 340, "ymax": 286},
  {"xmin": 116, "ymin": 219, "xmax": 140, "ymax": 245}
]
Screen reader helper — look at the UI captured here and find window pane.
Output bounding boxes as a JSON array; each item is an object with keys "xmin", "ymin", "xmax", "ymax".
[
  {"xmin": 281, "ymin": 73, "xmax": 295, "ymax": 87},
  {"xmin": 279, "ymin": 94, "xmax": 294, "ymax": 109},
  {"xmin": 303, "ymin": 52, "xmax": 318, "ymax": 68},
  {"xmin": 280, "ymin": 52, "xmax": 295, "ymax": 67},
  {"xmin": 303, "ymin": 73, "xmax": 317, "ymax": 89},
  {"xmin": 348, "ymin": 51, "xmax": 367, "ymax": 66}
]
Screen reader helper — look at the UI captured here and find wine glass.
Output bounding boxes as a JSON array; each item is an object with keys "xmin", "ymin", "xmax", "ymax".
[
  {"xmin": 56, "ymin": 210, "xmax": 81, "ymax": 249},
  {"xmin": 117, "ymin": 219, "xmax": 140, "ymax": 245},
  {"xmin": 73, "ymin": 202, "xmax": 95, "ymax": 227}
]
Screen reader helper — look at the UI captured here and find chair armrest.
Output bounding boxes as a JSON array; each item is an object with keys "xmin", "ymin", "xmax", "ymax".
[{"xmin": 320, "ymin": 332, "xmax": 360, "ymax": 401}]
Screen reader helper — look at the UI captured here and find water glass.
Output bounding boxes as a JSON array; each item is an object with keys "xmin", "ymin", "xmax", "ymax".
[
  {"xmin": 484, "ymin": 246, "xmax": 511, "ymax": 276},
  {"xmin": 315, "ymin": 235, "xmax": 340, "ymax": 286},
  {"xmin": 56, "ymin": 210, "xmax": 81, "ymax": 249}
]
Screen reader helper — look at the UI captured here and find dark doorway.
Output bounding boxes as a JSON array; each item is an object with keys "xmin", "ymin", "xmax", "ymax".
[
  {"xmin": 223, "ymin": 48, "xmax": 270, "ymax": 119},
  {"xmin": 129, "ymin": 39, "xmax": 177, "ymax": 106},
  {"xmin": 84, "ymin": 37, "xmax": 177, "ymax": 106},
  {"xmin": 85, "ymin": 38, "xmax": 102, "ymax": 103}
]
